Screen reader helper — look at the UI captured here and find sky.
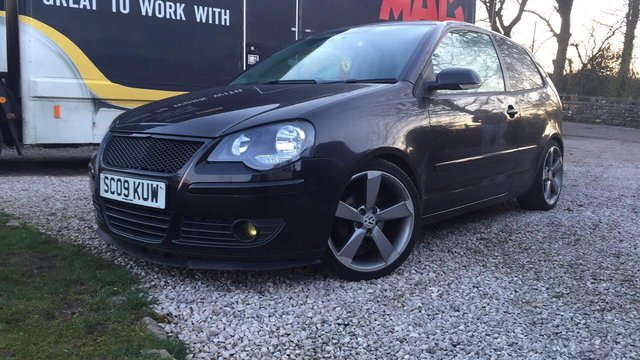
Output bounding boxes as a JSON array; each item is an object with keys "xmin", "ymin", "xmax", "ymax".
[{"xmin": 475, "ymin": 0, "xmax": 630, "ymax": 72}]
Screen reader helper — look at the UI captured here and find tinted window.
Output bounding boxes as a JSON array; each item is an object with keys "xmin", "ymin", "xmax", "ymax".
[
  {"xmin": 432, "ymin": 30, "xmax": 505, "ymax": 93},
  {"xmin": 495, "ymin": 36, "xmax": 544, "ymax": 91},
  {"xmin": 231, "ymin": 25, "xmax": 434, "ymax": 85}
]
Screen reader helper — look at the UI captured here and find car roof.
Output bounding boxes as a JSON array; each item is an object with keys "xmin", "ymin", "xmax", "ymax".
[
  {"xmin": 312, "ymin": 21, "xmax": 493, "ymax": 41},
  {"xmin": 347, "ymin": 21, "xmax": 482, "ymax": 32},
  {"xmin": 342, "ymin": 21, "xmax": 534, "ymax": 56}
]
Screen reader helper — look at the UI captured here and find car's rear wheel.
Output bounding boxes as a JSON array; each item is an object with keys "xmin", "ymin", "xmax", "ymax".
[
  {"xmin": 518, "ymin": 140, "xmax": 564, "ymax": 210},
  {"xmin": 324, "ymin": 159, "xmax": 421, "ymax": 281}
]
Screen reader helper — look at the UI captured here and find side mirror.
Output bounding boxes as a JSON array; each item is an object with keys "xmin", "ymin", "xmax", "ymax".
[{"xmin": 426, "ymin": 67, "xmax": 482, "ymax": 91}]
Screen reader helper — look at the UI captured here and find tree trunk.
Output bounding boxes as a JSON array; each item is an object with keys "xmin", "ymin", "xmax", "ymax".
[
  {"xmin": 483, "ymin": 0, "xmax": 501, "ymax": 33},
  {"xmin": 552, "ymin": 0, "xmax": 575, "ymax": 92},
  {"xmin": 618, "ymin": 0, "xmax": 640, "ymax": 96}
]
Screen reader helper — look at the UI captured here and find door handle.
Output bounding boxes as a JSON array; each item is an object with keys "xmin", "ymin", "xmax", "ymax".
[{"xmin": 506, "ymin": 106, "xmax": 519, "ymax": 119}]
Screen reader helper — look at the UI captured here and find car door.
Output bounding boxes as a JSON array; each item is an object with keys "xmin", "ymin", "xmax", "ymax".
[
  {"xmin": 424, "ymin": 29, "xmax": 519, "ymax": 214},
  {"xmin": 493, "ymin": 36, "xmax": 550, "ymax": 192}
]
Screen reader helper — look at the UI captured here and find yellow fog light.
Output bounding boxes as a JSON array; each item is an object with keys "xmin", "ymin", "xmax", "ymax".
[
  {"xmin": 244, "ymin": 222, "xmax": 258, "ymax": 239},
  {"xmin": 233, "ymin": 220, "xmax": 259, "ymax": 242}
]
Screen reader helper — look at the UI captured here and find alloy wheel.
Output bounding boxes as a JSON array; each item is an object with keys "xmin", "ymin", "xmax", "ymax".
[
  {"xmin": 329, "ymin": 170, "xmax": 415, "ymax": 273},
  {"xmin": 543, "ymin": 146, "xmax": 563, "ymax": 205}
]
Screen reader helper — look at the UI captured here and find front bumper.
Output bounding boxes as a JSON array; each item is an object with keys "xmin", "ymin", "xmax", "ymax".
[
  {"xmin": 90, "ymin": 139, "xmax": 350, "ymax": 268},
  {"xmin": 96, "ymin": 228, "xmax": 323, "ymax": 270}
]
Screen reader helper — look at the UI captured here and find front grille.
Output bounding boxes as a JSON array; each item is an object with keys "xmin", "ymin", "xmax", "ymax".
[
  {"xmin": 177, "ymin": 217, "xmax": 284, "ymax": 248},
  {"xmin": 103, "ymin": 200, "xmax": 172, "ymax": 243},
  {"xmin": 103, "ymin": 136, "xmax": 204, "ymax": 174}
]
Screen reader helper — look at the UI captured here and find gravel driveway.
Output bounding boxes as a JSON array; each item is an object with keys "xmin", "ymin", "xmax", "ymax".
[{"xmin": 1, "ymin": 134, "xmax": 639, "ymax": 359}]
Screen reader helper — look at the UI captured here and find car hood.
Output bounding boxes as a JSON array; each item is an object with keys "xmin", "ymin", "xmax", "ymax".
[{"xmin": 111, "ymin": 83, "xmax": 383, "ymax": 138}]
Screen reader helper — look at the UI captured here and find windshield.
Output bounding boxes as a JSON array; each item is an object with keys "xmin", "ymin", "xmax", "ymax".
[{"xmin": 230, "ymin": 25, "xmax": 433, "ymax": 85}]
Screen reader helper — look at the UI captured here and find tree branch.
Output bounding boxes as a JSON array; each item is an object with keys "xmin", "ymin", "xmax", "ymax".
[
  {"xmin": 525, "ymin": 9, "xmax": 559, "ymax": 37},
  {"xmin": 505, "ymin": 0, "xmax": 529, "ymax": 31},
  {"xmin": 571, "ymin": 43, "xmax": 585, "ymax": 68}
]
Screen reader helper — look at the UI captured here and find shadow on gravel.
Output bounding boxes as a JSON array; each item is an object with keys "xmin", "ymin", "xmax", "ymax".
[
  {"xmin": 154, "ymin": 261, "xmax": 328, "ymax": 285},
  {"xmin": 0, "ymin": 158, "xmax": 91, "ymax": 176},
  {"xmin": 422, "ymin": 200, "xmax": 520, "ymax": 234},
  {"xmin": 0, "ymin": 145, "xmax": 95, "ymax": 176}
]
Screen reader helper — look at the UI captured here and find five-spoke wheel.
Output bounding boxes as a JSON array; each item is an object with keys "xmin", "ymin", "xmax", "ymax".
[
  {"xmin": 518, "ymin": 140, "xmax": 564, "ymax": 210},
  {"xmin": 324, "ymin": 160, "xmax": 420, "ymax": 280},
  {"xmin": 542, "ymin": 145, "xmax": 563, "ymax": 205}
]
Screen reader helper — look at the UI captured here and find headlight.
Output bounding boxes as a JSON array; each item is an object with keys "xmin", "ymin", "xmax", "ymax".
[{"xmin": 207, "ymin": 121, "xmax": 315, "ymax": 170}]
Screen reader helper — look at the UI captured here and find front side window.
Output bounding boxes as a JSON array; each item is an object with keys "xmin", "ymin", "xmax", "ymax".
[
  {"xmin": 494, "ymin": 36, "xmax": 545, "ymax": 91},
  {"xmin": 230, "ymin": 25, "xmax": 434, "ymax": 85},
  {"xmin": 431, "ymin": 30, "xmax": 505, "ymax": 93}
]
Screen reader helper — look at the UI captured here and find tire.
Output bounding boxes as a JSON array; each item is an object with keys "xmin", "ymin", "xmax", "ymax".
[
  {"xmin": 517, "ymin": 140, "xmax": 564, "ymax": 211},
  {"xmin": 323, "ymin": 159, "xmax": 422, "ymax": 281}
]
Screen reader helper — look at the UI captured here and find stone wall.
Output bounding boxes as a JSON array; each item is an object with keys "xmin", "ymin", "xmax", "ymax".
[{"xmin": 560, "ymin": 94, "xmax": 640, "ymax": 128}]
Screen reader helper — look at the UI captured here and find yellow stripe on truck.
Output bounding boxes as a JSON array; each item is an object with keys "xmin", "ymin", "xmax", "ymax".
[{"xmin": 17, "ymin": 14, "xmax": 185, "ymax": 108}]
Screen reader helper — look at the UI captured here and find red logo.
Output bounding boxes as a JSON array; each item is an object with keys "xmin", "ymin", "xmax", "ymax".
[{"xmin": 379, "ymin": 0, "xmax": 465, "ymax": 22}]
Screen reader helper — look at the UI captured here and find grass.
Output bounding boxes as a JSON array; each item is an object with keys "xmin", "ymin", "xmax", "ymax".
[{"xmin": 0, "ymin": 213, "xmax": 187, "ymax": 360}]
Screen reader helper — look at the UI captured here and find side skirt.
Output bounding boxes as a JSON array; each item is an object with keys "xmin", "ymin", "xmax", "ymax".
[{"xmin": 421, "ymin": 192, "xmax": 511, "ymax": 224}]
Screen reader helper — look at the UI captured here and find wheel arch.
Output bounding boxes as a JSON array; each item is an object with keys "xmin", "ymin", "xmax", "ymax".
[
  {"xmin": 533, "ymin": 134, "xmax": 563, "ymax": 173},
  {"xmin": 549, "ymin": 133, "xmax": 564, "ymax": 154},
  {"xmin": 357, "ymin": 148, "xmax": 421, "ymax": 197}
]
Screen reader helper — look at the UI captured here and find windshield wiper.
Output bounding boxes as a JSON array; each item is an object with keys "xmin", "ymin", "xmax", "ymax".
[
  {"xmin": 263, "ymin": 79, "xmax": 318, "ymax": 84},
  {"xmin": 322, "ymin": 78, "xmax": 399, "ymax": 84}
]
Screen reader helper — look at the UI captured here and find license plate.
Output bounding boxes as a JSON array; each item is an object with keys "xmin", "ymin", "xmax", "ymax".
[{"xmin": 100, "ymin": 173, "xmax": 166, "ymax": 209}]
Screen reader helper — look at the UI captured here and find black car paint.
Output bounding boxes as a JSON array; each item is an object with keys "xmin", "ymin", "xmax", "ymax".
[{"xmin": 91, "ymin": 22, "xmax": 563, "ymax": 268}]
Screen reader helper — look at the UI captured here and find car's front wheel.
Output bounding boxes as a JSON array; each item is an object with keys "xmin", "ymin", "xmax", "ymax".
[{"xmin": 323, "ymin": 159, "xmax": 421, "ymax": 281}]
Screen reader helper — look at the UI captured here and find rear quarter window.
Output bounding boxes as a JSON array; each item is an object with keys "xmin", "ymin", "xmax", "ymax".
[{"xmin": 494, "ymin": 36, "xmax": 544, "ymax": 92}]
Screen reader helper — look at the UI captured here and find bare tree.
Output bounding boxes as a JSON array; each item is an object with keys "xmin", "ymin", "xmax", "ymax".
[
  {"xmin": 618, "ymin": 0, "xmax": 640, "ymax": 95},
  {"xmin": 571, "ymin": 23, "xmax": 623, "ymax": 74},
  {"xmin": 479, "ymin": 0, "xmax": 529, "ymax": 38},
  {"xmin": 527, "ymin": 0, "xmax": 575, "ymax": 91}
]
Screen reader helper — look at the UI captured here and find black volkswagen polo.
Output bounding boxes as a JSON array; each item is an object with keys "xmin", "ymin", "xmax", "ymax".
[{"xmin": 90, "ymin": 22, "xmax": 563, "ymax": 280}]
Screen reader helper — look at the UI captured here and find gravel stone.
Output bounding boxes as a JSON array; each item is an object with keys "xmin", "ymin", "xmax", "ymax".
[
  {"xmin": 1, "ymin": 135, "xmax": 639, "ymax": 358},
  {"xmin": 5, "ymin": 219, "xmax": 20, "ymax": 227},
  {"xmin": 142, "ymin": 316, "xmax": 168, "ymax": 340},
  {"xmin": 142, "ymin": 349, "xmax": 176, "ymax": 360}
]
